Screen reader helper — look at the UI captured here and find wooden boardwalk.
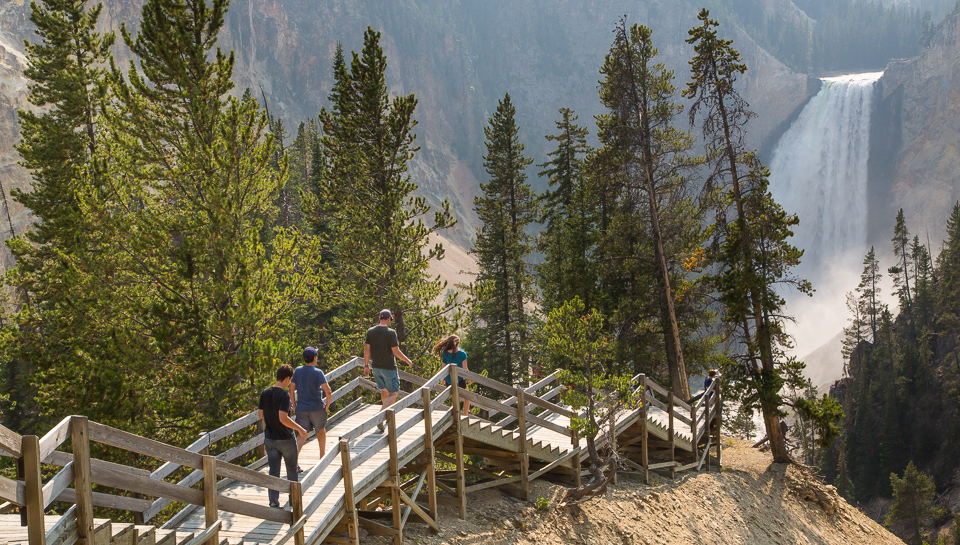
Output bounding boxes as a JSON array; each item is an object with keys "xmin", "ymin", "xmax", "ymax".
[{"xmin": 0, "ymin": 359, "xmax": 721, "ymax": 545}]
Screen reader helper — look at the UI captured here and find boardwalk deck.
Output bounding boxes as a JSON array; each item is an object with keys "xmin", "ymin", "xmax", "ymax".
[{"xmin": 0, "ymin": 362, "xmax": 721, "ymax": 545}]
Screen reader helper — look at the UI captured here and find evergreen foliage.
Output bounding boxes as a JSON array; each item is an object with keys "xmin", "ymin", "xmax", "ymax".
[
  {"xmin": 544, "ymin": 297, "xmax": 635, "ymax": 502},
  {"xmin": 685, "ymin": 9, "xmax": 812, "ymax": 464},
  {"xmin": 536, "ymin": 108, "xmax": 597, "ymax": 316},
  {"xmin": 468, "ymin": 93, "xmax": 538, "ymax": 386},
  {"xmin": 5, "ymin": 0, "xmax": 115, "ymax": 434},
  {"xmin": 597, "ymin": 19, "xmax": 694, "ymax": 398},
  {"xmin": 886, "ymin": 462, "xmax": 942, "ymax": 545},
  {"xmin": 315, "ymin": 29, "xmax": 458, "ymax": 374}
]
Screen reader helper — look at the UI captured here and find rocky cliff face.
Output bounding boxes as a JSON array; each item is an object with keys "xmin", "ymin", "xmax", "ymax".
[
  {"xmin": 873, "ymin": 10, "xmax": 960, "ymax": 247},
  {"xmin": 0, "ymin": 0, "xmax": 813, "ymax": 256}
]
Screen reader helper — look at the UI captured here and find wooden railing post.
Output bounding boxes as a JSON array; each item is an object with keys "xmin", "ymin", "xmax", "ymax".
[
  {"xmin": 70, "ymin": 416, "xmax": 94, "ymax": 545},
  {"xmin": 202, "ymin": 455, "xmax": 219, "ymax": 545},
  {"xmin": 639, "ymin": 375, "xmax": 649, "ymax": 485},
  {"xmin": 290, "ymin": 481, "xmax": 305, "ymax": 545},
  {"xmin": 715, "ymin": 380, "xmax": 723, "ymax": 470},
  {"xmin": 22, "ymin": 435, "xmax": 46, "ymax": 545},
  {"xmin": 516, "ymin": 387, "xmax": 529, "ymax": 500},
  {"xmin": 386, "ymin": 410, "xmax": 402, "ymax": 545},
  {"xmin": 255, "ymin": 419, "xmax": 267, "ymax": 459},
  {"xmin": 340, "ymin": 440, "xmax": 359, "ymax": 545},
  {"xmin": 352, "ymin": 359, "xmax": 361, "ymax": 402},
  {"xmin": 690, "ymin": 393, "xmax": 699, "ymax": 469},
  {"xmin": 421, "ymin": 387, "xmax": 439, "ymax": 527},
  {"xmin": 449, "ymin": 365, "xmax": 466, "ymax": 519},
  {"xmin": 705, "ymin": 389, "xmax": 712, "ymax": 472},
  {"xmin": 667, "ymin": 392, "xmax": 676, "ymax": 479},
  {"xmin": 571, "ymin": 428, "xmax": 581, "ymax": 487}
]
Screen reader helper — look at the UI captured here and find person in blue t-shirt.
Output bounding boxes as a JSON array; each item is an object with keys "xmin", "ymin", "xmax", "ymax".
[
  {"xmin": 432, "ymin": 335, "xmax": 471, "ymax": 415},
  {"xmin": 290, "ymin": 347, "xmax": 334, "ymax": 460}
]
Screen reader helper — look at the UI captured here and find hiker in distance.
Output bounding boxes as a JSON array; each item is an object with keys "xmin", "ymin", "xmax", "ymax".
[
  {"xmin": 432, "ymin": 334, "xmax": 471, "ymax": 416},
  {"xmin": 258, "ymin": 364, "xmax": 307, "ymax": 508},
  {"xmin": 364, "ymin": 309, "xmax": 413, "ymax": 432},
  {"xmin": 290, "ymin": 347, "xmax": 333, "ymax": 461}
]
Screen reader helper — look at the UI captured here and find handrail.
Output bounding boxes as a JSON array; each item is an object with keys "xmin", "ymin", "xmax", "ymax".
[
  {"xmin": 0, "ymin": 423, "xmax": 22, "ymax": 457},
  {"xmin": 37, "ymin": 416, "xmax": 72, "ymax": 463},
  {"xmin": 0, "ymin": 474, "xmax": 23, "ymax": 505},
  {"xmin": 325, "ymin": 356, "xmax": 362, "ymax": 383}
]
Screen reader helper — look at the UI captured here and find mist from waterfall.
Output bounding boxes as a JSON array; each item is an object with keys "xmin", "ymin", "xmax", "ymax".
[{"xmin": 768, "ymin": 72, "xmax": 883, "ymax": 386}]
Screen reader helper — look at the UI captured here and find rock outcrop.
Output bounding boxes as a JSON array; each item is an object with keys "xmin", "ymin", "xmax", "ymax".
[{"xmin": 873, "ymin": 10, "xmax": 960, "ymax": 246}]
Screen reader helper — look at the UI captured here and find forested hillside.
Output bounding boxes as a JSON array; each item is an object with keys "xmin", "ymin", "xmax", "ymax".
[{"xmin": 790, "ymin": 205, "xmax": 960, "ymax": 544}]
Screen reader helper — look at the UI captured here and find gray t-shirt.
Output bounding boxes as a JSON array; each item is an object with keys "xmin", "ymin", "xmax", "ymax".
[{"xmin": 365, "ymin": 325, "xmax": 399, "ymax": 370}]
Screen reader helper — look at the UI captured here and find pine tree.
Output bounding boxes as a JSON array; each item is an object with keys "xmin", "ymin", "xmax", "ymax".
[
  {"xmin": 598, "ymin": 19, "xmax": 697, "ymax": 398},
  {"xmin": 470, "ymin": 93, "xmax": 538, "ymax": 385},
  {"xmin": 5, "ymin": 0, "xmax": 115, "ymax": 432},
  {"xmin": 317, "ymin": 29, "xmax": 457, "ymax": 370},
  {"xmin": 936, "ymin": 202, "xmax": 960, "ymax": 360},
  {"xmin": 66, "ymin": 0, "xmax": 327, "ymax": 439},
  {"xmin": 886, "ymin": 462, "xmax": 939, "ymax": 545},
  {"xmin": 685, "ymin": 9, "xmax": 811, "ymax": 463},
  {"xmin": 890, "ymin": 208, "xmax": 913, "ymax": 311},
  {"xmin": 536, "ymin": 108, "xmax": 596, "ymax": 315},
  {"xmin": 858, "ymin": 247, "xmax": 884, "ymax": 342}
]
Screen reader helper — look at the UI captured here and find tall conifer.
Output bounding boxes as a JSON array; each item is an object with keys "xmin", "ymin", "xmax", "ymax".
[
  {"xmin": 6, "ymin": 0, "xmax": 115, "ymax": 432},
  {"xmin": 317, "ymin": 30, "xmax": 456, "ymax": 368},
  {"xmin": 685, "ymin": 9, "xmax": 811, "ymax": 462},
  {"xmin": 470, "ymin": 93, "xmax": 538, "ymax": 385},
  {"xmin": 536, "ymin": 108, "xmax": 596, "ymax": 315},
  {"xmin": 599, "ymin": 20, "xmax": 695, "ymax": 398}
]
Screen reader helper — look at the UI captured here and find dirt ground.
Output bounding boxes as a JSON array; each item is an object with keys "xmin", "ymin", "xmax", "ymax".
[{"xmin": 364, "ymin": 439, "xmax": 904, "ymax": 545}]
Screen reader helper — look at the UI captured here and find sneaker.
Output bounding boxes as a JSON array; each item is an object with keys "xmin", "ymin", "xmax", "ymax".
[
  {"xmin": 376, "ymin": 421, "xmax": 385, "ymax": 433},
  {"xmin": 269, "ymin": 503, "xmax": 281, "ymax": 509},
  {"xmin": 297, "ymin": 465, "xmax": 303, "ymax": 474}
]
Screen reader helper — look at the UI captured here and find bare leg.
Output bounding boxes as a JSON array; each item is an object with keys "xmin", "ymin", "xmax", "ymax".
[
  {"xmin": 296, "ymin": 432, "xmax": 307, "ymax": 454},
  {"xmin": 316, "ymin": 428, "xmax": 326, "ymax": 458},
  {"xmin": 463, "ymin": 398, "xmax": 471, "ymax": 416},
  {"xmin": 380, "ymin": 388, "xmax": 398, "ymax": 410}
]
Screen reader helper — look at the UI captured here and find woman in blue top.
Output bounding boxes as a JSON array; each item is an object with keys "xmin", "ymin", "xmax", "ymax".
[{"xmin": 432, "ymin": 335, "xmax": 470, "ymax": 415}]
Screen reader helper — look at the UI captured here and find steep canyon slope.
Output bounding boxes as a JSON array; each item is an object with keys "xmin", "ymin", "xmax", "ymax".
[
  {"xmin": 874, "ymin": 8, "xmax": 960, "ymax": 248},
  {"xmin": 0, "ymin": 0, "xmax": 811, "ymax": 257}
]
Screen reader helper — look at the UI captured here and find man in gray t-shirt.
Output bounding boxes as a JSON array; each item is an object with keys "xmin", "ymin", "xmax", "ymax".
[{"xmin": 364, "ymin": 309, "xmax": 412, "ymax": 431}]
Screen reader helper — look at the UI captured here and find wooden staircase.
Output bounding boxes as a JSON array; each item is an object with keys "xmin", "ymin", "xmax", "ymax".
[{"xmin": 0, "ymin": 358, "xmax": 722, "ymax": 545}]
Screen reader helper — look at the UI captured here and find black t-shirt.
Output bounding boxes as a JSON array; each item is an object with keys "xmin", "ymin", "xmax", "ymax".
[
  {"xmin": 365, "ymin": 325, "xmax": 399, "ymax": 370},
  {"xmin": 258, "ymin": 386, "xmax": 294, "ymax": 441}
]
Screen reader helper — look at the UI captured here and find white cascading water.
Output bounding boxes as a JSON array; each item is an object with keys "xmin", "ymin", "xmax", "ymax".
[
  {"xmin": 769, "ymin": 72, "xmax": 883, "ymax": 279},
  {"xmin": 768, "ymin": 72, "xmax": 883, "ymax": 385}
]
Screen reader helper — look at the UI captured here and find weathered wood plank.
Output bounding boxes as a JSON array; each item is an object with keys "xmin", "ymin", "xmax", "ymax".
[
  {"xmin": 457, "ymin": 390, "xmax": 516, "ymax": 419},
  {"xmin": 89, "ymin": 422, "xmax": 204, "ymax": 471},
  {"xmin": 55, "ymin": 487, "xmax": 153, "ymax": 512},
  {"xmin": 0, "ymin": 476, "xmax": 22, "ymax": 506},
  {"xmin": 41, "ymin": 463, "xmax": 73, "ymax": 508},
  {"xmin": 206, "ymin": 412, "xmax": 259, "ymax": 445},
  {"xmin": 456, "ymin": 369, "xmax": 514, "ymax": 396},
  {"xmin": 37, "ymin": 417, "xmax": 72, "ymax": 464},
  {"xmin": 0, "ymin": 424, "xmax": 21, "ymax": 458}
]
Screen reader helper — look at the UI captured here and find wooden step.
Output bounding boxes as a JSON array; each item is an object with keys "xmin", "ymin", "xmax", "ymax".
[
  {"xmin": 154, "ymin": 530, "xmax": 179, "ymax": 545},
  {"xmin": 111, "ymin": 523, "xmax": 137, "ymax": 545},
  {"xmin": 134, "ymin": 526, "xmax": 157, "ymax": 545},
  {"xmin": 175, "ymin": 532, "xmax": 195, "ymax": 545}
]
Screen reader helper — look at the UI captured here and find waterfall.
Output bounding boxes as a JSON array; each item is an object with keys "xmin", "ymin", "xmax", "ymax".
[
  {"xmin": 768, "ymin": 72, "xmax": 882, "ymax": 384},
  {"xmin": 769, "ymin": 72, "xmax": 882, "ymax": 281}
]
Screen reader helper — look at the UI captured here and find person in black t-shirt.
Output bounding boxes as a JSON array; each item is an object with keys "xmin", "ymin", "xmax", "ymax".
[{"xmin": 258, "ymin": 364, "xmax": 307, "ymax": 508}]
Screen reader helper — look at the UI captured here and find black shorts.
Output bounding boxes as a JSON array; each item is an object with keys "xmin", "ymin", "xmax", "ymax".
[{"xmin": 447, "ymin": 377, "xmax": 467, "ymax": 389}]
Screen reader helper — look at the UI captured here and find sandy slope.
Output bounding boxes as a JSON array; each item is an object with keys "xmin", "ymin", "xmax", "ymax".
[{"xmin": 373, "ymin": 439, "xmax": 903, "ymax": 545}]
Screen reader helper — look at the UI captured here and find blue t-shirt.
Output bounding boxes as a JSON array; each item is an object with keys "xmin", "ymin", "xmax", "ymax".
[
  {"xmin": 292, "ymin": 365, "xmax": 328, "ymax": 412},
  {"xmin": 442, "ymin": 350, "xmax": 468, "ymax": 384}
]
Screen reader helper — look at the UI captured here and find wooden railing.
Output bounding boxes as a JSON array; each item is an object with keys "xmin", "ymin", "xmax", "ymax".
[{"xmin": 1, "ymin": 355, "xmax": 721, "ymax": 545}]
